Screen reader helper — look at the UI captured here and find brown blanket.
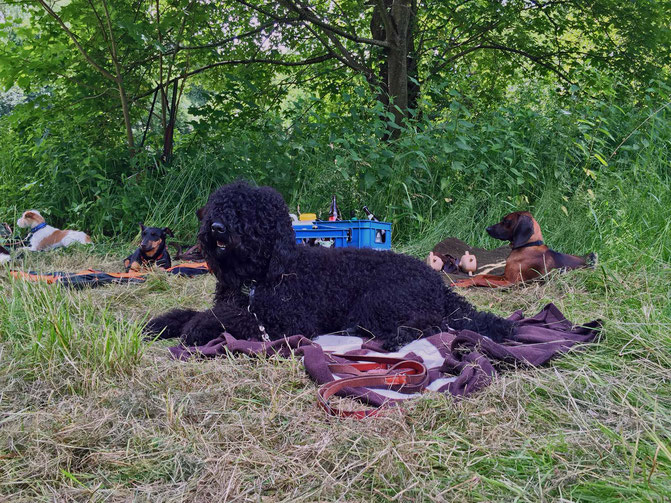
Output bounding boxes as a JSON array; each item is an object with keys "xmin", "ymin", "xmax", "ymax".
[{"xmin": 169, "ymin": 304, "xmax": 601, "ymax": 410}]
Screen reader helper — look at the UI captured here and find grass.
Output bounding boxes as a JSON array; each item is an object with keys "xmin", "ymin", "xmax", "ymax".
[
  {"xmin": 1, "ymin": 143, "xmax": 670, "ymax": 501},
  {"xmin": 1, "ymin": 65, "xmax": 670, "ymax": 502},
  {"xmin": 0, "ymin": 215, "xmax": 669, "ymax": 502}
]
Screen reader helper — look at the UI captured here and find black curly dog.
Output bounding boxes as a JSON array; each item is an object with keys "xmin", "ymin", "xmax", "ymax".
[{"xmin": 144, "ymin": 182, "xmax": 516, "ymax": 350}]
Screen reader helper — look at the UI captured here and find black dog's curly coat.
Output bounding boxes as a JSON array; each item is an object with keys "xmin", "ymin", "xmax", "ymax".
[{"xmin": 145, "ymin": 182, "xmax": 516, "ymax": 349}]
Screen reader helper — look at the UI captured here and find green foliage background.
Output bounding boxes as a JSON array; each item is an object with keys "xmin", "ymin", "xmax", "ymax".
[
  {"xmin": 1, "ymin": 78, "xmax": 670, "ymax": 267},
  {"xmin": 0, "ymin": 0, "xmax": 669, "ymax": 261}
]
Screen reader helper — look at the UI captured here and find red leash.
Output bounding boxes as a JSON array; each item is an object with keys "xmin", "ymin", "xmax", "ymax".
[{"xmin": 318, "ymin": 355, "xmax": 428, "ymax": 419}]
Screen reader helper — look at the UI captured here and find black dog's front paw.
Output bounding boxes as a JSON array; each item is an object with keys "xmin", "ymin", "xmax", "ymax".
[
  {"xmin": 144, "ymin": 308, "xmax": 198, "ymax": 339},
  {"xmin": 179, "ymin": 310, "xmax": 228, "ymax": 346}
]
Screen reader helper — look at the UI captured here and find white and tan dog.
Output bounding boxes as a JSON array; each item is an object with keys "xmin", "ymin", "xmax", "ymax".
[{"xmin": 17, "ymin": 210, "xmax": 93, "ymax": 251}]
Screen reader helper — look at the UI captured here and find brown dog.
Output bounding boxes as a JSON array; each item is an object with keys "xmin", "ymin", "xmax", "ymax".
[{"xmin": 454, "ymin": 211, "xmax": 595, "ymax": 288}]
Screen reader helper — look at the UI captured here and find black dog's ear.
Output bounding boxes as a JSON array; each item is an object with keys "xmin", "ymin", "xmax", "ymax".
[
  {"xmin": 163, "ymin": 227, "xmax": 174, "ymax": 237},
  {"xmin": 139, "ymin": 222, "xmax": 145, "ymax": 231},
  {"xmin": 196, "ymin": 206, "xmax": 206, "ymax": 221},
  {"xmin": 263, "ymin": 189, "xmax": 296, "ymax": 282},
  {"xmin": 266, "ymin": 230, "xmax": 295, "ymax": 282},
  {"xmin": 512, "ymin": 215, "xmax": 534, "ymax": 248}
]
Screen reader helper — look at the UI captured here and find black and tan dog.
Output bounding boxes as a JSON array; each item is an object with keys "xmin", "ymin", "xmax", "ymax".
[
  {"xmin": 124, "ymin": 223, "xmax": 173, "ymax": 272},
  {"xmin": 454, "ymin": 211, "xmax": 595, "ymax": 288}
]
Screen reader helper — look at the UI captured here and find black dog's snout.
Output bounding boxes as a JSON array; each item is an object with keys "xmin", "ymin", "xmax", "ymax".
[
  {"xmin": 211, "ymin": 222, "xmax": 226, "ymax": 233},
  {"xmin": 486, "ymin": 226, "xmax": 494, "ymax": 233}
]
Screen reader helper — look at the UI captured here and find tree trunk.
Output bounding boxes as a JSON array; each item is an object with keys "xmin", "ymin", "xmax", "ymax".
[
  {"xmin": 117, "ymin": 79, "xmax": 136, "ymax": 156},
  {"xmin": 371, "ymin": 0, "xmax": 416, "ymax": 138},
  {"xmin": 100, "ymin": 0, "xmax": 135, "ymax": 156},
  {"xmin": 161, "ymin": 80, "xmax": 179, "ymax": 163},
  {"xmin": 370, "ymin": 0, "xmax": 391, "ymax": 110}
]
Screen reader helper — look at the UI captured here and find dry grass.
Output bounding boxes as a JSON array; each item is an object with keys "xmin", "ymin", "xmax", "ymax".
[{"xmin": 1, "ymin": 246, "xmax": 670, "ymax": 502}]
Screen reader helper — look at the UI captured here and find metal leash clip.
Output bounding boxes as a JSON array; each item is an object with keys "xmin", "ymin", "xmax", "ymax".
[{"xmin": 247, "ymin": 285, "xmax": 271, "ymax": 342}]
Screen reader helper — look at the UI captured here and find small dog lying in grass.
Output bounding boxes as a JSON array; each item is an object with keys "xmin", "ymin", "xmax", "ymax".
[
  {"xmin": 124, "ymin": 223, "xmax": 173, "ymax": 272},
  {"xmin": 17, "ymin": 210, "xmax": 93, "ymax": 251}
]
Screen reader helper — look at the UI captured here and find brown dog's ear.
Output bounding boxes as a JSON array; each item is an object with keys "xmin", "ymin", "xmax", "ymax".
[
  {"xmin": 512, "ymin": 215, "xmax": 534, "ymax": 248},
  {"xmin": 163, "ymin": 227, "xmax": 174, "ymax": 237},
  {"xmin": 196, "ymin": 206, "xmax": 205, "ymax": 221}
]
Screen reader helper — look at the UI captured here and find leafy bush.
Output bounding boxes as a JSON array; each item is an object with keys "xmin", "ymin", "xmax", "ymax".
[{"xmin": 0, "ymin": 81, "xmax": 669, "ymax": 257}]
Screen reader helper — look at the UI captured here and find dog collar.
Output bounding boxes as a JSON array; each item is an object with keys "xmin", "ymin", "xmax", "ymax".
[
  {"xmin": 30, "ymin": 222, "xmax": 47, "ymax": 233},
  {"xmin": 140, "ymin": 243, "xmax": 167, "ymax": 263},
  {"xmin": 142, "ymin": 249, "xmax": 165, "ymax": 261},
  {"xmin": 512, "ymin": 240, "xmax": 544, "ymax": 250}
]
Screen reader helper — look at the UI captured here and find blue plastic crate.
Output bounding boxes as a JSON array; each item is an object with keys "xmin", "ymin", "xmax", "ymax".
[
  {"xmin": 346, "ymin": 219, "xmax": 392, "ymax": 249},
  {"xmin": 293, "ymin": 220, "xmax": 392, "ymax": 250},
  {"xmin": 293, "ymin": 223, "xmax": 349, "ymax": 248}
]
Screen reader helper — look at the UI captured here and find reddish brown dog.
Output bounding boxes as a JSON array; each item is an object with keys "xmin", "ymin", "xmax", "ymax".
[{"xmin": 454, "ymin": 211, "xmax": 595, "ymax": 288}]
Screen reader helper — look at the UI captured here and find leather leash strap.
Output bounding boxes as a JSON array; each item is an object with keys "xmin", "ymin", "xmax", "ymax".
[{"xmin": 318, "ymin": 355, "xmax": 428, "ymax": 419}]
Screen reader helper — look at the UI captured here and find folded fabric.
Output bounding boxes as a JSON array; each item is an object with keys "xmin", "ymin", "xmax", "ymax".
[
  {"xmin": 169, "ymin": 303, "xmax": 601, "ymax": 409},
  {"xmin": 10, "ymin": 262, "xmax": 209, "ymax": 288}
]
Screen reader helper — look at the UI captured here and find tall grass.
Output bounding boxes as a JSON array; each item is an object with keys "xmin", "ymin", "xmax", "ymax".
[
  {"xmin": 1, "ymin": 84, "xmax": 670, "ymax": 249},
  {"xmin": 0, "ymin": 274, "xmax": 147, "ymax": 391},
  {"xmin": 0, "ymin": 249, "xmax": 669, "ymax": 501}
]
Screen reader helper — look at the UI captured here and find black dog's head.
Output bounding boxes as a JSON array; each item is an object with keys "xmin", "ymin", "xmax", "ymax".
[
  {"xmin": 139, "ymin": 223, "xmax": 173, "ymax": 256},
  {"xmin": 197, "ymin": 181, "xmax": 296, "ymax": 288},
  {"xmin": 486, "ymin": 211, "xmax": 539, "ymax": 248}
]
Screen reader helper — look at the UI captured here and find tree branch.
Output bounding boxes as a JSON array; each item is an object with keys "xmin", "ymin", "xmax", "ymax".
[
  {"xmin": 132, "ymin": 53, "xmax": 335, "ymax": 102},
  {"xmin": 177, "ymin": 20, "xmax": 283, "ymax": 51},
  {"xmin": 302, "ymin": 22, "xmax": 376, "ymax": 82},
  {"xmin": 101, "ymin": 0, "xmax": 136, "ymax": 152},
  {"xmin": 85, "ymin": 0, "xmax": 110, "ymax": 46},
  {"xmin": 34, "ymin": 0, "xmax": 115, "ymax": 81},
  {"xmin": 421, "ymin": 18, "xmax": 500, "ymax": 76},
  {"xmin": 375, "ymin": 0, "xmax": 395, "ymax": 40},
  {"xmin": 126, "ymin": 15, "xmax": 303, "ymax": 70},
  {"xmin": 279, "ymin": 0, "xmax": 391, "ymax": 48},
  {"xmin": 477, "ymin": 43, "xmax": 573, "ymax": 82},
  {"xmin": 232, "ymin": 0, "xmax": 294, "ymax": 23},
  {"xmin": 430, "ymin": 42, "xmax": 574, "ymax": 83},
  {"xmin": 0, "ymin": 50, "xmax": 99, "ymax": 90},
  {"xmin": 139, "ymin": 87, "xmax": 158, "ymax": 149}
]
